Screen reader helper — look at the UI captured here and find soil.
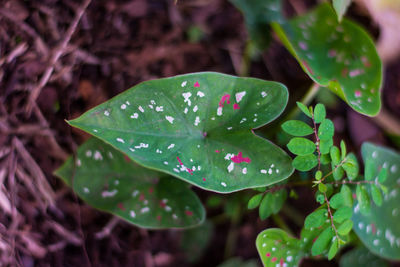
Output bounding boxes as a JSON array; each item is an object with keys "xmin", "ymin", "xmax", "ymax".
[{"xmin": 1, "ymin": 0, "xmax": 399, "ymax": 266}]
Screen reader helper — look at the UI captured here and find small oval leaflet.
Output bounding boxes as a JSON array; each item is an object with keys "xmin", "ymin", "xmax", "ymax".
[
  {"xmin": 54, "ymin": 138, "xmax": 205, "ymax": 229},
  {"xmin": 68, "ymin": 72, "xmax": 293, "ymax": 193}
]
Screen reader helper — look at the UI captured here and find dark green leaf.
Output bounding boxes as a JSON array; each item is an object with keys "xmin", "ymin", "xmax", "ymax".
[
  {"xmin": 293, "ymin": 154, "xmax": 318, "ymax": 171},
  {"xmin": 321, "ymin": 154, "xmax": 331, "ymax": 165},
  {"xmin": 314, "ymin": 103, "xmax": 326, "ymax": 123},
  {"xmin": 287, "ymin": 137, "xmax": 316, "ymax": 155},
  {"xmin": 337, "ymin": 219, "xmax": 353, "ymax": 235},
  {"xmin": 256, "ymin": 229, "xmax": 304, "ymax": 267},
  {"xmin": 68, "ymin": 72, "xmax": 293, "ymax": 193},
  {"xmin": 281, "ymin": 120, "xmax": 313, "ymax": 136},
  {"xmin": 272, "ymin": 3, "xmax": 382, "ymax": 116},
  {"xmin": 370, "ymin": 183, "xmax": 382, "ymax": 207},
  {"xmin": 318, "ymin": 119, "xmax": 335, "ymax": 140},
  {"xmin": 54, "ymin": 138, "xmax": 205, "ymax": 229},
  {"xmin": 297, "ymin": 102, "xmax": 312, "ymax": 118},
  {"xmin": 333, "ymin": 0, "xmax": 352, "ymax": 22},
  {"xmin": 334, "ymin": 206, "xmax": 352, "ymax": 223},
  {"xmin": 248, "ymin": 193, "xmax": 263, "ymax": 209},
  {"xmin": 305, "ymin": 208, "xmax": 327, "ymax": 229},
  {"xmin": 230, "ymin": 0, "xmax": 284, "ymax": 50},
  {"xmin": 259, "ymin": 190, "xmax": 287, "ymax": 220},
  {"xmin": 342, "ymin": 153, "xmax": 359, "ymax": 180},
  {"xmin": 311, "ymin": 226, "xmax": 334, "ymax": 256}
]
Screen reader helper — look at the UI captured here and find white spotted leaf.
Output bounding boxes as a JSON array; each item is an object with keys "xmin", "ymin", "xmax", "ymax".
[
  {"xmin": 68, "ymin": 72, "xmax": 293, "ymax": 193},
  {"xmin": 256, "ymin": 228, "xmax": 304, "ymax": 267},
  {"xmin": 272, "ymin": 3, "xmax": 382, "ymax": 116},
  {"xmin": 54, "ymin": 138, "xmax": 205, "ymax": 229},
  {"xmin": 352, "ymin": 143, "xmax": 400, "ymax": 260}
]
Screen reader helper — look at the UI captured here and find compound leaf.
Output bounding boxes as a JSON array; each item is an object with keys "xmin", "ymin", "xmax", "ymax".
[
  {"xmin": 68, "ymin": 72, "xmax": 293, "ymax": 193},
  {"xmin": 54, "ymin": 138, "xmax": 205, "ymax": 229},
  {"xmin": 272, "ymin": 3, "xmax": 382, "ymax": 116}
]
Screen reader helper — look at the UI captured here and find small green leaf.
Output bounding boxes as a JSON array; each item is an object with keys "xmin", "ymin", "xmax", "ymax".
[
  {"xmin": 370, "ymin": 184, "xmax": 383, "ymax": 206},
  {"xmin": 332, "ymin": 164, "xmax": 345, "ymax": 180},
  {"xmin": 364, "ymin": 158, "xmax": 376, "ymax": 181},
  {"xmin": 340, "ymin": 140, "xmax": 347, "ymax": 160},
  {"xmin": 293, "ymin": 154, "xmax": 318, "ymax": 171},
  {"xmin": 256, "ymin": 229, "xmax": 304, "ymax": 267},
  {"xmin": 319, "ymin": 183, "xmax": 327, "ymax": 193},
  {"xmin": 305, "ymin": 208, "xmax": 327, "ymax": 229},
  {"xmin": 54, "ymin": 138, "xmax": 205, "ymax": 229},
  {"xmin": 356, "ymin": 184, "xmax": 370, "ymax": 215},
  {"xmin": 328, "ymin": 238, "xmax": 339, "ymax": 260},
  {"xmin": 248, "ymin": 193, "xmax": 263, "ymax": 209},
  {"xmin": 311, "ymin": 226, "xmax": 334, "ymax": 256},
  {"xmin": 333, "ymin": 206, "xmax": 352, "ymax": 223},
  {"xmin": 281, "ymin": 120, "xmax": 313, "ymax": 136},
  {"xmin": 316, "ymin": 192, "xmax": 325, "ymax": 204},
  {"xmin": 330, "ymin": 146, "xmax": 341, "ymax": 165},
  {"xmin": 330, "ymin": 193, "xmax": 343, "ymax": 209},
  {"xmin": 314, "ymin": 103, "xmax": 326, "ymax": 123},
  {"xmin": 287, "ymin": 137, "xmax": 316, "ymax": 155},
  {"xmin": 340, "ymin": 184, "xmax": 353, "ymax": 207},
  {"xmin": 378, "ymin": 167, "xmax": 388, "ymax": 183},
  {"xmin": 68, "ymin": 72, "xmax": 293, "ymax": 193},
  {"xmin": 337, "ymin": 219, "xmax": 353, "ymax": 235},
  {"xmin": 272, "ymin": 3, "xmax": 382, "ymax": 116},
  {"xmin": 315, "ymin": 170, "xmax": 322, "ymax": 180},
  {"xmin": 342, "ymin": 153, "xmax": 359, "ymax": 180},
  {"xmin": 320, "ymin": 138, "xmax": 333, "ymax": 154},
  {"xmin": 333, "ymin": 0, "xmax": 352, "ymax": 22},
  {"xmin": 318, "ymin": 119, "xmax": 335, "ymax": 140},
  {"xmin": 258, "ymin": 190, "xmax": 286, "ymax": 220},
  {"xmin": 297, "ymin": 102, "xmax": 312, "ymax": 118}
]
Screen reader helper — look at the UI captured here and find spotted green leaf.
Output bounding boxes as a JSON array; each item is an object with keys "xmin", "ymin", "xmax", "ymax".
[
  {"xmin": 272, "ymin": 3, "xmax": 382, "ymax": 116},
  {"xmin": 256, "ymin": 228, "xmax": 304, "ymax": 267},
  {"xmin": 230, "ymin": 0, "xmax": 284, "ymax": 50},
  {"xmin": 281, "ymin": 120, "xmax": 313, "ymax": 136},
  {"xmin": 333, "ymin": 0, "xmax": 352, "ymax": 22},
  {"xmin": 293, "ymin": 154, "xmax": 318, "ymax": 171},
  {"xmin": 54, "ymin": 138, "xmax": 205, "ymax": 229},
  {"xmin": 68, "ymin": 72, "xmax": 293, "ymax": 193},
  {"xmin": 352, "ymin": 143, "xmax": 400, "ymax": 260},
  {"xmin": 340, "ymin": 246, "xmax": 389, "ymax": 267},
  {"xmin": 287, "ymin": 137, "xmax": 316, "ymax": 155}
]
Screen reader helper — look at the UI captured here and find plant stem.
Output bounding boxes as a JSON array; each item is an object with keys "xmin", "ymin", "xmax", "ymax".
[
  {"xmin": 323, "ymin": 191, "xmax": 341, "ymax": 243},
  {"xmin": 272, "ymin": 214, "xmax": 294, "ymax": 236}
]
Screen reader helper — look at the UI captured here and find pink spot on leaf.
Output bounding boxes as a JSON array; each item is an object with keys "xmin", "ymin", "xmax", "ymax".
[
  {"xmin": 355, "ymin": 90, "xmax": 362, "ymax": 98},
  {"xmin": 231, "ymin": 152, "xmax": 251, "ymax": 164},
  {"xmin": 271, "ymin": 257, "xmax": 277, "ymax": 262},
  {"xmin": 341, "ymin": 68, "xmax": 348, "ymax": 77},
  {"xmin": 328, "ymin": 49, "xmax": 337, "ymax": 58},
  {"xmin": 266, "ymin": 252, "xmax": 271, "ymax": 257},
  {"xmin": 123, "ymin": 155, "xmax": 131, "ymax": 162},
  {"xmin": 194, "ymin": 81, "xmax": 200, "ymax": 87},
  {"xmin": 215, "ymin": 150, "xmax": 220, "ymax": 153},
  {"xmin": 159, "ymin": 200, "xmax": 166, "ymax": 208},
  {"xmin": 280, "ymin": 258, "xmax": 284, "ymax": 267},
  {"xmin": 156, "ymin": 215, "xmax": 161, "ymax": 221},
  {"xmin": 139, "ymin": 194, "xmax": 145, "ymax": 201},
  {"xmin": 219, "ymin": 94, "xmax": 231, "ymax": 107},
  {"xmin": 371, "ymin": 223, "xmax": 376, "ymax": 235},
  {"xmin": 187, "ymin": 168, "xmax": 194, "ymax": 175},
  {"xmin": 185, "ymin": 210, "xmax": 193, "ymax": 216},
  {"xmin": 148, "ymin": 187, "xmax": 154, "ymax": 194},
  {"xmin": 117, "ymin": 203, "xmax": 125, "ymax": 211},
  {"xmin": 352, "ymin": 193, "xmax": 357, "ymax": 199},
  {"xmin": 233, "ymin": 103, "xmax": 240, "ymax": 110},
  {"xmin": 177, "ymin": 156, "xmax": 183, "ymax": 165},
  {"xmin": 202, "ymin": 177, "xmax": 206, "ymax": 181}
]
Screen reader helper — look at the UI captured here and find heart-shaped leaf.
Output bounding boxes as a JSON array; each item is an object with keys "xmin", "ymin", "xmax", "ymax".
[
  {"xmin": 352, "ymin": 143, "xmax": 400, "ymax": 260},
  {"xmin": 54, "ymin": 138, "xmax": 205, "ymax": 229},
  {"xmin": 340, "ymin": 246, "xmax": 389, "ymax": 267},
  {"xmin": 230, "ymin": 0, "xmax": 284, "ymax": 50},
  {"xmin": 256, "ymin": 228, "xmax": 304, "ymax": 267},
  {"xmin": 68, "ymin": 72, "xmax": 293, "ymax": 193},
  {"xmin": 272, "ymin": 3, "xmax": 382, "ymax": 116}
]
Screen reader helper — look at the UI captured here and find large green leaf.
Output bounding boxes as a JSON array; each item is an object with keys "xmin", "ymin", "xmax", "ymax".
[
  {"xmin": 54, "ymin": 138, "xmax": 205, "ymax": 229},
  {"xmin": 68, "ymin": 72, "xmax": 293, "ymax": 193},
  {"xmin": 230, "ymin": 0, "xmax": 284, "ymax": 50},
  {"xmin": 272, "ymin": 3, "xmax": 382, "ymax": 116},
  {"xmin": 256, "ymin": 228, "xmax": 304, "ymax": 267},
  {"xmin": 340, "ymin": 246, "xmax": 388, "ymax": 267},
  {"xmin": 352, "ymin": 143, "xmax": 400, "ymax": 260}
]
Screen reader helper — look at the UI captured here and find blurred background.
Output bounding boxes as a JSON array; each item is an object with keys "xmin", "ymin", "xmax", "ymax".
[{"xmin": 0, "ymin": 0, "xmax": 399, "ymax": 266}]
